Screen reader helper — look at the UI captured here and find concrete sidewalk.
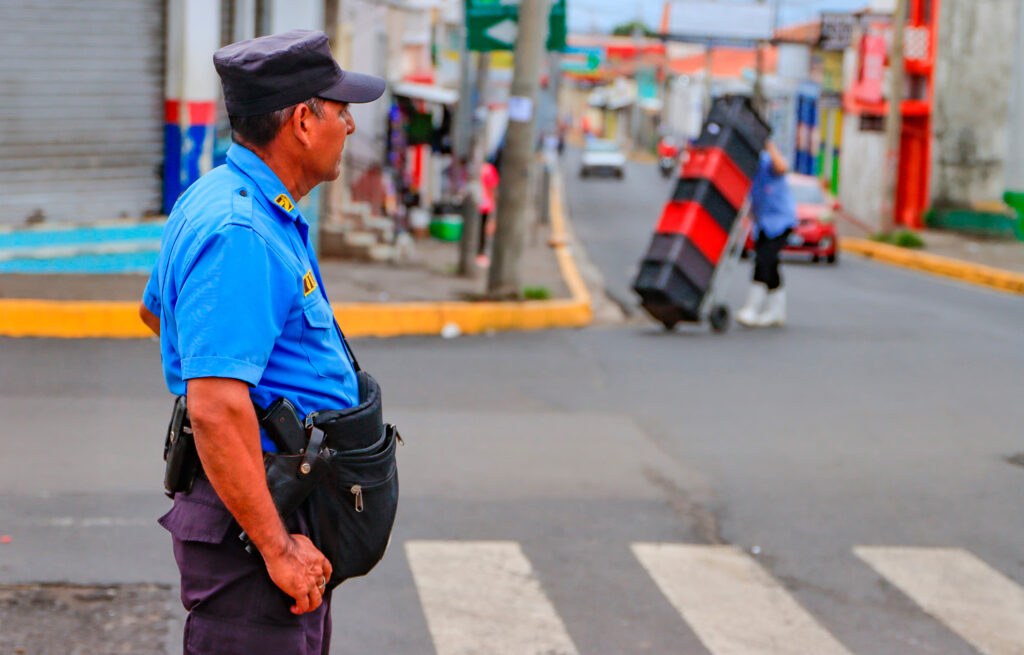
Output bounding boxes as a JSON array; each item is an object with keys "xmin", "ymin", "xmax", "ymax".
[
  {"xmin": 910, "ymin": 229, "xmax": 1024, "ymax": 274},
  {"xmin": 0, "ymin": 230, "xmax": 569, "ymax": 304},
  {"xmin": 0, "ymin": 172, "xmax": 604, "ymax": 338},
  {"xmin": 837, "ymin": 214, "xmax": 1024, "ymax": 295}
]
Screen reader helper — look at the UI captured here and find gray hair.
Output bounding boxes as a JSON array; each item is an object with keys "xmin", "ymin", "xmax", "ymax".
[{"xmin": 229, "ymin": 97, "xmax": 324, "ymax": 148}]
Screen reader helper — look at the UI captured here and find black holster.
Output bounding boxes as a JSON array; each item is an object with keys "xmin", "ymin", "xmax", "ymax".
[{"xmin": 163, "ymin": 395, "xmax": 199, "ymax": 497}]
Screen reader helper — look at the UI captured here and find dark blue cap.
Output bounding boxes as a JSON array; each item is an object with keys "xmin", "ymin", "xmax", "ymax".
[{"xmin": 214, "ymin": 29, "xmax": 386, "ymax": 117}]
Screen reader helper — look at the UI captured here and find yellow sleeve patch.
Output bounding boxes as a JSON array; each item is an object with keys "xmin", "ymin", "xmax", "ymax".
[
  {"xmin": 303, "ymin": 270, "xmax": 318, "ymax": 296},
  {"xmin": 274, "ymin": 193, "xmax": 295, "ymax": 212}
]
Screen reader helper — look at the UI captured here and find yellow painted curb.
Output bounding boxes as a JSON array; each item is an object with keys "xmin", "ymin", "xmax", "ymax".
[
  {"xmin": 841, "ymin": 237, "xmax": 1024, "ymax": 295},
  {"xmin": 0, "ymin": 299, "xmax": 152, "ymax": 339},
  {"xmin": 330, "ymin": 171, "xmax": 592, "ymax": 338},
  {"xmin": 0, "ymin": 170, "xmax": 593, "ymax": 339}
]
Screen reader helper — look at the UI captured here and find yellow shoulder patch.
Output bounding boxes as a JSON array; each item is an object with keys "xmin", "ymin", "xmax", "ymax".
[
  {"xmin": 274, "ymin": 193, "xmax": 295, "ymax": 212},
  {"xmin": 302, "ymin": 270, "xmax": 318, "ymax": 296}
]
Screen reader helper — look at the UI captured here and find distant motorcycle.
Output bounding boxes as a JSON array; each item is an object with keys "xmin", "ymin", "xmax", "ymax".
[{"xmin": 659, "ymin": 156, "xmax": 677, "ymax": 178}]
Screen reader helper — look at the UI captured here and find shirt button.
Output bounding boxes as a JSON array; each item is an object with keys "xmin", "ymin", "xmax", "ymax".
[{"xmin": 240, "ymin": 190, "xmax": 248, "ymax": 197}]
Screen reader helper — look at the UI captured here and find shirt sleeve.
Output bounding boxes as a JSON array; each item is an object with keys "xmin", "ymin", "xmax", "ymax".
[
  {"xmin": 174, "ymin": 225, "xmax": 294, "ymax": 385},
  {"xmin": 142, "ymin": 263, "xmax": 161, "ymax": 317}
]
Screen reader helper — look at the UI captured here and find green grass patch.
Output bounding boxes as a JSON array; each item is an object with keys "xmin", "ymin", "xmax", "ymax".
[
  {"xmin": 870, "ymin": 230, "xmax": 926, "ymax": 249},
  {"xmin": 522, "ymin": 285, "xmax": 552, "ymax": 300}
]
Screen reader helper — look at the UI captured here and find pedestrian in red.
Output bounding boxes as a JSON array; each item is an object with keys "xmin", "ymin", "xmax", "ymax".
[{"xmin": 476, "ymin": 161, "xmax": 500, "ymax": 267}]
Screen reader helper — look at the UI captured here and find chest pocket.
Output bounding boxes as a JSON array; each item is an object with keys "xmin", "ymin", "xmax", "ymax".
[{"xmin": 300, "ymin": 296, "xmax": 351, "ymax": 379}]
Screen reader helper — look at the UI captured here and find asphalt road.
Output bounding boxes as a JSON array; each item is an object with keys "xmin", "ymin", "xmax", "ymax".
[{"xmin": 2, "ymin": 155, "xmax": 1023, "ymax": 654}]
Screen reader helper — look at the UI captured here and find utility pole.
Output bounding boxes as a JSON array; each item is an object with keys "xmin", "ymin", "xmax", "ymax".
[
  {"xmin": 630, "ymin": 4, "xmax": 644, "ymax": 151},
  {"xmin": 454, "ymin": 22, "xmax": 477, "ymax": 276},
  {"xmin": 457, "ymin": 51, "xmax": 490, "ymax": 275},
  {"xmin": 702, "ymin": 45, "xmax": 713, "ymax": 119},
  {"xmin": 753, "ymin": 0, "xmax": 778, "ymax": 115},
  {"xmin": 487, "ymin": 0, "xmax": 550, "ymax": 297},
  {"xmin": 881, "ymin": 0, "xmax": 908, "ymax": 233},
  {"xmin": 753, "ymin": 0, "xmax": 767, "ymax": 114}
]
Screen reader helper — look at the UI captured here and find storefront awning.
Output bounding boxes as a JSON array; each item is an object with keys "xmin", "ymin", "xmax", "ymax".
[{"xmin": 391, "ymin": 82, "xmax": 458, "ymax": 105}]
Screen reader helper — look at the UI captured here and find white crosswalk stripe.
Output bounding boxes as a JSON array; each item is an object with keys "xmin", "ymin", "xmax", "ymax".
[
  {"xmin": 631, "ymin": 543, "xmax": 854, "ymax": 655},
  {"xmin": 855, "ymin": 546, "xmax": 1024, "ymax": 655},
  {"xmin": 401, "ymin": 540, "xmax": 1024, "ymax": 655},
  {"xmin": 405, "ymin": 540, "xmax": 580, "ymax": 655}
]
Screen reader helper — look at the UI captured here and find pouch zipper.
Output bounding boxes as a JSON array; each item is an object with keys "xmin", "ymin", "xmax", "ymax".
[
  {"xmin": 351, "ymin": 485, "xmax": 364, "ymax": 512},
  {"xmin": 342, "ymin": 467, "xmax": 397, "ymax": 513}
]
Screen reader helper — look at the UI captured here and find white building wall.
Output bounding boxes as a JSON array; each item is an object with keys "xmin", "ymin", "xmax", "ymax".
[
  {"xmin": 839, "ymin": 118, "xmax": 888, "ymax": 232},
  {"xmin": 340, "ymin": 0, "xmax": 389, "ymax": 168},
  {"xmin": 776, "ymin": 43, "xmax": 812, "ymax": 80},
  {"xmin": 665, "ymin": 76, "xmax": 703, "ymax": 141},
  {"xmin": 1007, "ymin": 0, "xmax": 1024, "ymax": 192},
  {"xmin": 265, "ymin": 0, "xmax": 322, "ymax": 33},
  {"xmin": 932, "ymin": 0, "xmax": 1020, "ymax": 205}
]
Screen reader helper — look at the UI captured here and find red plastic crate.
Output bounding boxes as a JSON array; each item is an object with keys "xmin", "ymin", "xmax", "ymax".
[
  {"xmin": 654, "ymin": 201, "xmax": 729, "ymax": 265},
  {"xmin": 681, "ymin": 147, "xmax": 753, "ymax": 211}
]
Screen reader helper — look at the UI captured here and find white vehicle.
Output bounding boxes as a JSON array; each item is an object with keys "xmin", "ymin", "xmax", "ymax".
[{"xmin": 579, "ymin": 140, "xmax": 626, "ymax": 179}]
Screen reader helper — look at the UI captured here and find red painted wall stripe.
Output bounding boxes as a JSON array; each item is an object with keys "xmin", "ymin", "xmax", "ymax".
[
  {"xmin": 188, "ymin": 101, "xmax": 217, "ymax": 125},
  {"xmin": 164, "ymin": 100, "xmax": 180, "ymax": 124},
  {"xmin": 164, "ymin": 100, "xmax": 217, "ymax": 125},
  {"xmin": 655, "ymin": 201, "xmax": 729, "ymax": 265}
]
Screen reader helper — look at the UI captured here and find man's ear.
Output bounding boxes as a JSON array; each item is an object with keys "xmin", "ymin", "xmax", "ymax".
[{"xmin": 290, "ymin": 104, "xmax": 315, "ymax": 149}]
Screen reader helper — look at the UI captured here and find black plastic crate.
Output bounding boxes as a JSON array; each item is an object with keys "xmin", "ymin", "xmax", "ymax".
[
  {"xmin": 671, "ymin": 178, "xmax": 741, "ymax": 234},
  {"xmin": 692, "ymin": 136, "xmax": 759, "ymax": 181},
  {"xmin": 633, "ymin": 259, "xmax": 704, "ymax": 323},
  {"xmin": 694, "ymin": 97, "xmax": 771, "ymax": 180},
  {"xmin": 638, "ymin": 301, "xmax": 698, "ymax": 328},
  {"xmin": 706, "ymin": 96, "xmax": 772, "ymax": 155},
  {"xmin": 643, "ymin": 233, "xmax": 715, "ymax": 291}
]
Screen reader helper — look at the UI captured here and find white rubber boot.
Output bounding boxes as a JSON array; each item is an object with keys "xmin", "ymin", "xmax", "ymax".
[
  {"xmin": 755, "ymin": 288, "xmax": 787, "ymax": 327},
  {"xmin": 736, "ymin": 283, "xmax": 768, "ymax": 327}
]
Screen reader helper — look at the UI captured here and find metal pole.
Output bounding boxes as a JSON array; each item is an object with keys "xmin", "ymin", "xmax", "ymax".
[
  {"xmin": 458, "ymin": 52, "xmax": 490, "ymax": 276},
  {"xmin": 454, "ymin": 23, "xmax": 477, "ymax": 276},
  {"xmin": 881, "ymin": 0, "xmax": 908, "ymax": 233},
  {"xmin": 753, "ymin": 0, "xmax": 766, "ymax": 113},
  {"xmin": 630, "ymin": 17, "xmax": 644, "ymax": 151},
  {"xmin": 487, "ymin": 0, "xmax": 550, "ymax": 297},
  {"xmin": 702, "ymin": 45, "xmax": 713, "ymax": 119}
]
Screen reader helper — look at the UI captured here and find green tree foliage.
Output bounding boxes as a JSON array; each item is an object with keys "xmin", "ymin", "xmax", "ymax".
[{"xmin": 611, "ymin": 21, "xmax": 657, "ymax": 37}]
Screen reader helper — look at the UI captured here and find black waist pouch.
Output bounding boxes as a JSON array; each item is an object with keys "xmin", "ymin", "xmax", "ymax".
[
  {"xmin": 307, "ymin": 423, "xmax": 399, "ymax": 589},
  {"xmin": 261, "ymin": 371, "xmax": 400, "ymax": 591}
]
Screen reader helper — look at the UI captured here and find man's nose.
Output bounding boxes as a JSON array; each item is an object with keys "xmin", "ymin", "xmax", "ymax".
[{"xmin": 346, "ymin": 115, "xmax": 356, "ymax": 136}]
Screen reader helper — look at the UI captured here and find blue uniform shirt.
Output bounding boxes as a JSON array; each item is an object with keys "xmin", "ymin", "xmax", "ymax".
[
  {"xmin": 749, "ymin": 151, "xmax": 798, "ymax": 240},
  {"xmin": 143, "ymin": 144, "xmax": 359, "ymax": 452}
]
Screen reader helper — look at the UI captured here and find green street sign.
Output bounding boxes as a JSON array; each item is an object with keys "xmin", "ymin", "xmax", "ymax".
[{"xmin": 466, "ymin": 0, "xmax": 567, "ymax": 52}]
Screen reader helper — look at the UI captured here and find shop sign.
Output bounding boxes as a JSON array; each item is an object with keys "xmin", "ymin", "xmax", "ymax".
[
  {"xmin": 821, "ymin": 51, "xmax": 845, "ymax": 94},
  {"xmin": 561, "ymin": 45, "xmax": 603, "ymax": 74},
  {"xmin": 465, "ymin": 0, "xmax": 567, "ymax": 52},
  {"xmin": 665, "ymin": 1, "xmax": 773, "ymax": 41},
  {"xmin": 855, "ymin": 31, "xmax": 887, "ymax": 103},
  {"xmin": 820, "ymin": 13, "xmax": 857, "ymax": 51}
]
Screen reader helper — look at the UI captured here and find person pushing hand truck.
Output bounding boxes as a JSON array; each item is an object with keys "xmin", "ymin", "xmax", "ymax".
[{"xmin": 737, "ymin": 140, "xmax": 798, "ymax": 327}]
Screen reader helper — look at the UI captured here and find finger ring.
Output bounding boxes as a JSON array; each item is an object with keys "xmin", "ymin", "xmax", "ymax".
[{"xmin": 318, "ymin": 576, "xmax": 326, "ymax": 590}]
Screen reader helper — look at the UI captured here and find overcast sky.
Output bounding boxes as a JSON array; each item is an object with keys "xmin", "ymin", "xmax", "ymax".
[{"xmin": 568, "ymin": 0, "xmax": 872, "ymax": 34}]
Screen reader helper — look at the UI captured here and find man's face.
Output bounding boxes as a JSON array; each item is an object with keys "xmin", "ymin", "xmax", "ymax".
[{"xmin": 306, "ymin": 99, "xmax": 355, "ymax": 183}]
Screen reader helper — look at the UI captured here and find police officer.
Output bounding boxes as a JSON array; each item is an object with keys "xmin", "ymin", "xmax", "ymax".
[{"xmin": 138, "ymin": 30, "xmax": 385, "ymax": 654}]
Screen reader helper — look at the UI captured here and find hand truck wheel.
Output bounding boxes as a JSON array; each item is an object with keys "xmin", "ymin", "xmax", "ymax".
[{"xmin": 709, "ymin": 304, "xmax": 731, "ymax": 334}]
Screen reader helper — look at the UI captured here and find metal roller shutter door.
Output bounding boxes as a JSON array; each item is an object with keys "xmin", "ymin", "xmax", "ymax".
[{"xmin": 0, "ymin": 0, "xmax": 165, "ymax": 225}]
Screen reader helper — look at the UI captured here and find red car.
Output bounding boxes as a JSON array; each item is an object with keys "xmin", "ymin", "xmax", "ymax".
[{"xmin": 744, "ymin": 174, "xmax": 840, "ymax": 264}]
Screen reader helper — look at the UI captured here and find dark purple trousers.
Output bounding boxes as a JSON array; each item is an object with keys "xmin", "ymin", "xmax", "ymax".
[{"xmin": 159, "ymin": 477, "xmax": 332, "ymax": 655}]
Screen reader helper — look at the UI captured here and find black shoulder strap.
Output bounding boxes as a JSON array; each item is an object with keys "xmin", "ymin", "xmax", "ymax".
[
  {"xmin": 301, "ymin": 229, "xmax": 361, "ymax": 373},
  {"xmin": 333, "ymin": 319, "xmax": 361, "ymax": 372}
]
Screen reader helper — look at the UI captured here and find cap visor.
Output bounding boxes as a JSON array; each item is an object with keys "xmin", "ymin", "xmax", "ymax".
[{"xmin": 318, "ymin": 71, "xmax": 386, "ymax": 104}]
